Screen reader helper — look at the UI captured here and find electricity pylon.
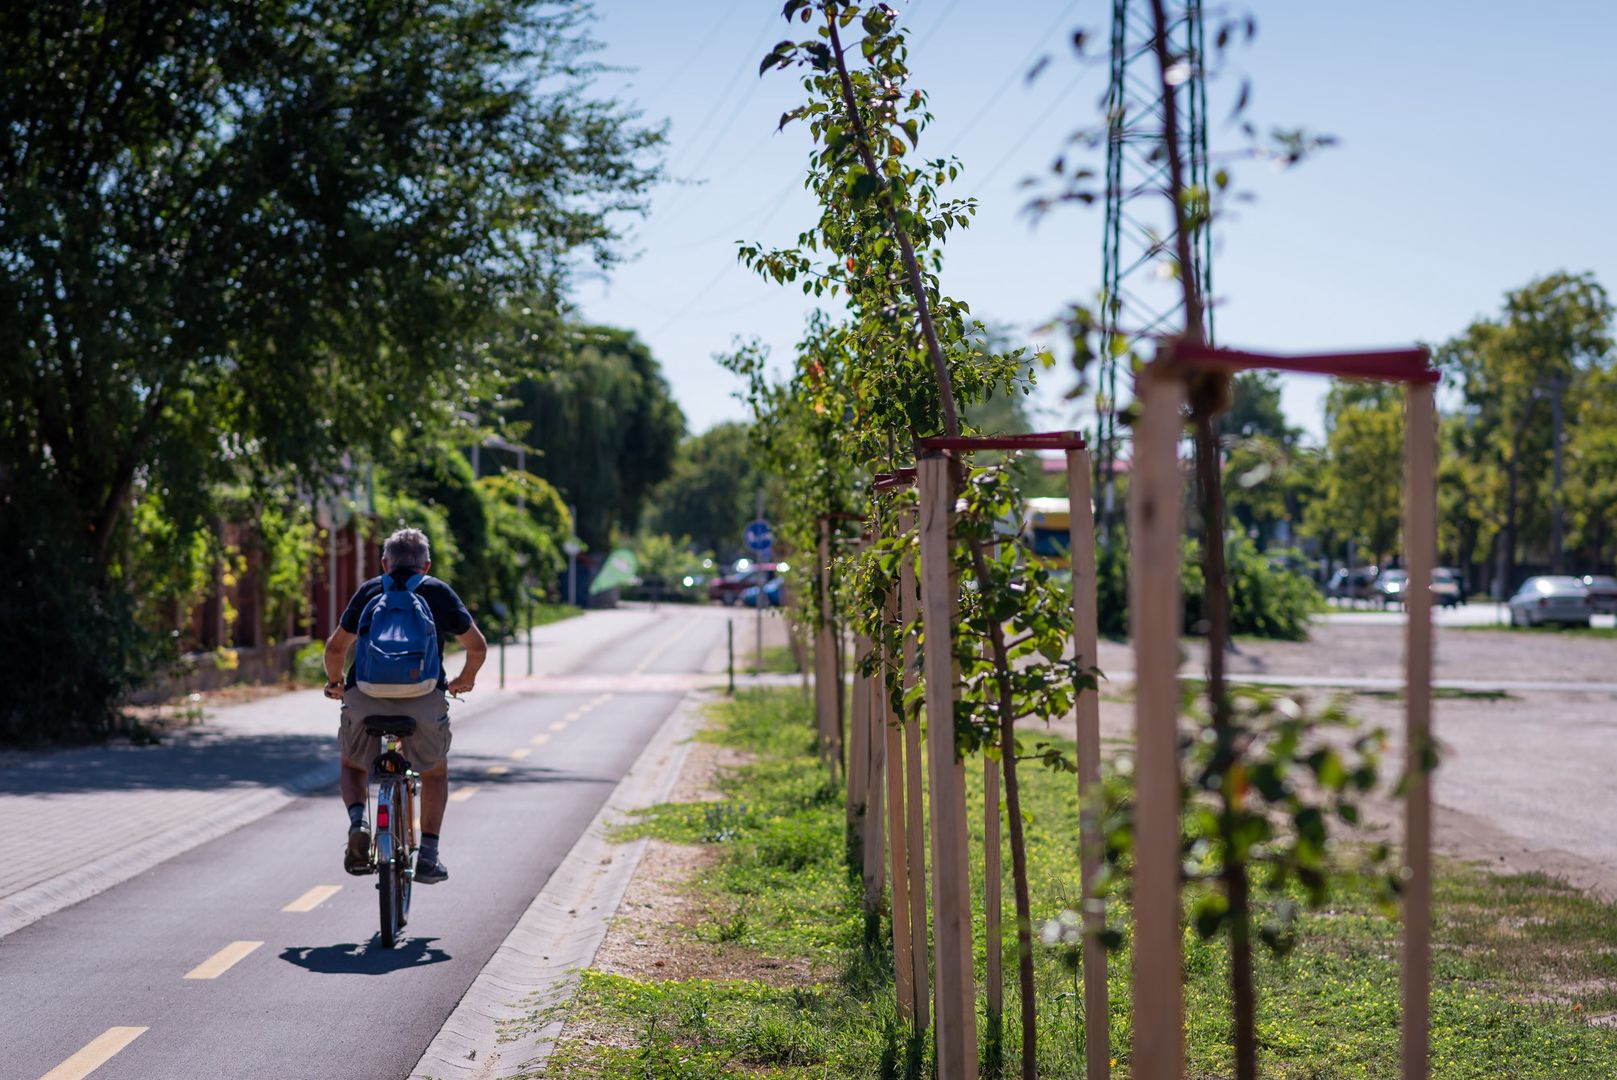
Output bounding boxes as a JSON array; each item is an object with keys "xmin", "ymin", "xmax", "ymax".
[{"xmin": 1095, "ymin": 0, "xmax": 1213, "ymax": 532}]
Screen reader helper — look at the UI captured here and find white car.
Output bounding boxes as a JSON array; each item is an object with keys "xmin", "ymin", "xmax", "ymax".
[{"xmin": 1507, "ymin": 576, "xmax": 1592, "ymax": 628}]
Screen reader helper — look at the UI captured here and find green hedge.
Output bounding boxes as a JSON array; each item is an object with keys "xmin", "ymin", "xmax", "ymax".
[{"xmin": 1096, "ymin": 535, "xmax": 1321, "ymax": 641}]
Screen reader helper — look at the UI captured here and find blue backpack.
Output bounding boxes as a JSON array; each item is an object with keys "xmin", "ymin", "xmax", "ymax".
[{"xmin": 354, "ymin": 574, "xmax": 442, "ymax": 698}]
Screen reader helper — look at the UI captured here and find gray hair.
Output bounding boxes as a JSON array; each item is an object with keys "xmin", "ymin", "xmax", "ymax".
[{"xmin": 382, "ymin": 527, "xmax": 431, "ymax": 573}]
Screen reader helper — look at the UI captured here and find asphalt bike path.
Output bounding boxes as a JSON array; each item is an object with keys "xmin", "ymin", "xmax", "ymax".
[{"xmin": 3, "ymin": 606, "xmax": 726, "ymax": 1080}]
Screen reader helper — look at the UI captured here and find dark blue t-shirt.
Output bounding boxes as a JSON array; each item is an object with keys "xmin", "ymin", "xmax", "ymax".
[{"xmin": 340, "ymin": 573, "xmax": 474, "ymax": 690}]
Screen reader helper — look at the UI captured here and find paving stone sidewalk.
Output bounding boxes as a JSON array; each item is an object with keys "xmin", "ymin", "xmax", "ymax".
[
  {"xmin": 0, "ymin": 608, "xmax": 675, "ymax": 937},
  {"xmin": 0, "ymin": 605, "xmax": 785, "ymax": 938},
  {"xmin": 0, "ymin": 681, "xmax": 518, "ymax": 938}
]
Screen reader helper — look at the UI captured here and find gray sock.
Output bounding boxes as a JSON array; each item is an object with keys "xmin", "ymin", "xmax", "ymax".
[
  {"xmin": 419, "ymin": 832, "xmax": 440, "ymax": 863},
  {"xmin": 347, "ymin": 803, "xmax": 365, "ymax": 831}
]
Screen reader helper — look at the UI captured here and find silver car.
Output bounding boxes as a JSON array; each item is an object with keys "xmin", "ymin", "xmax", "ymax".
[
  {"xmin": 1507, "ymin": 576, "xmax": 1592, "ymax": 628},
  {"xmin": 1581, "ymin": 575, "xmax": 1617, "ymax": 615}
]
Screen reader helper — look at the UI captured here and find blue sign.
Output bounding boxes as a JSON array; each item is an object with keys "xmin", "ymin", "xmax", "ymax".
[{"xmin": 743, "ymin": 519, "xmax": 774, "ymax": 554}]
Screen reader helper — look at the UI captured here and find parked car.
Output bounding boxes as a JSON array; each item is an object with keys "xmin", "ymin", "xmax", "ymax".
[
  {"xmin": 708, "ymin": 565, "xmax": 778, "ymax": 605},
  {"xmin": 1507, "ymin": 576, "xmax": 1592, "ymax": 627},
  {"xmin": 1580, "ymin": 574, "xmax": 1617, "ymax": 615},
  {"xmin": 1375, "ymin": 567, "xmax": 1462, "ymax": 609},
  {"xmin": 738, "ymin": 577, "xmax": 785, "ymax": 608},
  {"xmin": 1327, "ymin": 565, "xmax": 1380, "ymax": 603},
  {"xmin": 1375, "ymin": 568, "xmax": 1409, "ymax": 607},
  {"xmin": 1430, "ymin": 567, "xmax": 1464, "ymax": 608}
]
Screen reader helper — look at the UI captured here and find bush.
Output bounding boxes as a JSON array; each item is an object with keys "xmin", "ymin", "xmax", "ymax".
[
  {"xmin": 0, "ymin": 482, "xmax": 159, "ymax": 743},
  {"xmin": 1094, "ymin": 534, "xmax": 1321, "ymax": 641},
  {"xmin": 294, "ymin": 641, "xmax": 327, "ymax": 687}
]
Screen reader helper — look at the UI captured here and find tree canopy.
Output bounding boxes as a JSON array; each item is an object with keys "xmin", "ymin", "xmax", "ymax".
[
  {"xmin": 507, "ymin": 324, "xmax": 686, "ymax": 552},
  {"xmin": 0, "ymin": 0, "xmax": 661, "ymax": 739},
  {"xmin": 643, "ymin": 422, "xmax": 764, "ymax": 559}
]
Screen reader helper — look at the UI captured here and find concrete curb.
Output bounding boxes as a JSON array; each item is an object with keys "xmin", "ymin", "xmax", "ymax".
[
  {"xmin": 410, "ymin": 691, "xmax": 710, "ymax": 1080},
  {"xmin": 0, "ymin": 689, "xmax": 512, "ymax": 940}
]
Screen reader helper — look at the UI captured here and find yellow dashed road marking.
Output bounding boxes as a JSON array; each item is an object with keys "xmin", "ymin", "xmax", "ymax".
[
  {"xmin": 449, "ymin": 785, "xmax": 479, "ymax": 803},
  {"xmin": 529, "ymin": 733, "xmax": 551, "ymax": 746},
  {"xmin": 39, "ymin": 1027, "xmax": 147, "ymax": 1080},
  {"xmin": 485, "ymin": 764, "xmax": 510, "ymax": 776},
  {"xmin": 282, "ymin": 885, "xmax": 341, "ymax": 913},
  {"xmin": 563, "ymin": 710, "xmax": 582, "ymax": 721},
  {"xmin": 549, "ymin": 720, "xmax": 568, "ymax": 732},
  {"xmin": 184, "ymin": 940, "xmax": 262, "ymax": 980},
  {"xmin": 633, "ymin": 633, "xmax": 682, "ymax": 672},
  {"xmin": 508, "ymin": 748, "xmax": 531, "ymax": 760}
]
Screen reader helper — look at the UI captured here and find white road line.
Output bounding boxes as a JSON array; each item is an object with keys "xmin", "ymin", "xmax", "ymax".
[
  {"xmin": 282, "ymin": 885, "xmax": 341, "ymax": 913},
  {"xmin": 508, "ymin": 748, "xmax": 531, "ymax": 761},
  {"xmin": 549, "ymin": 720, "xmax": 568, "ymax": 732},
  {"xmin": 529, "ymin": 733, "xmax": 551, "ymax": 746},
  {"xmin": 39, "ymin": 1027, "xmax": 147, "ymax": 1080},
  {"xmin": 449, "ymin": 785, "xmax": 480, "ymax": 803},
  {"xmin": 184, "ymin": 940, "xmax": 262, "ymax": 980},
  {"xmin": 485, "ymin": 764, "xmax": 510, "ymax": 776}
]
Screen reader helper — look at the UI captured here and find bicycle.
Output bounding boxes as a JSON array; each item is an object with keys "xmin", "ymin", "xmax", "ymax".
[{"xmin": 355, "ymin": 714, "xmax": 421, "ymax": 948}]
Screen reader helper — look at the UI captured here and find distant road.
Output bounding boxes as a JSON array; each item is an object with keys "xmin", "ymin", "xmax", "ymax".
[{"xmin": 1321, "ymin": 602, "xmax": 1615, "ymax": 629}]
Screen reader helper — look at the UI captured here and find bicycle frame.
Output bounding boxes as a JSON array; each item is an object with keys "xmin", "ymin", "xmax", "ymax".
[{"xmin": 371, "ymin": 733, "xmax": 420, "ymax": 873}]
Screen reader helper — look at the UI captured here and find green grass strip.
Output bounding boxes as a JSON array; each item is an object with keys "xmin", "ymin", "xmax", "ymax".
[{"xmin": 536, "ymin": 688, "xmax": 1617, "ymax": 1078}]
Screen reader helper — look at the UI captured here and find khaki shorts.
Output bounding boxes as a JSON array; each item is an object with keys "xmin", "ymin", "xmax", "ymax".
[{"xmin": 339, "ymin": 687, "xmax": 452, "ymax": 772}]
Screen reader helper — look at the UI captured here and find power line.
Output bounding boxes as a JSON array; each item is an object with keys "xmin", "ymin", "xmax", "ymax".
[
  {"xmin": 966, "ymin": 69, "xmax": 1086, "ymax": 198},
  {"xmin": 642, "ymin": 0, "xmax": 931, "ymax": 333},
  {"xmin": 944, "ymin": 0, "xmax": 1085, "ymax": 156},
  {"xmin": 638, "ymin": 0, "xmax": 752, "ymax": 106},
  {"xmin": 909, "ymin": 0, "xmax": 961, "ymax": 54}
]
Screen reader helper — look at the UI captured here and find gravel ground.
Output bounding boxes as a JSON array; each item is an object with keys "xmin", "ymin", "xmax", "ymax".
[{"xmin": 1068, "ymin": 622, "xmax": 1617, "ymax": 897}]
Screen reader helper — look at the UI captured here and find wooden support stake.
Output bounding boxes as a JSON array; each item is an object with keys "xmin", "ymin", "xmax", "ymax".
[
  {"xmin": 1066, "ymin": 445, "xmax": 1110, "ymax": 1080},
  {"xmin": 865, "ymin": 651, "xmax": 886, "ymax": 912},
  {"xmin": 1401, "ymin": 382, "xmax": 1437, "ymax": 1080},
  {"xmin": 850, "ymin": 619, "xmax": 872, "ymax": 882},
  {"xmin": 900, "ymin": 506, "xmax": 931, "ymax": 1030},
  {"xmin": 984, "ymin": 750, "xmax": 1004, "ymax": 1038},
  {"xmin": 884, "ymin": 577, "xmax": 916, "ymax": 1023},
  {"xmin": 816, "ymin": 519, "xmax": 838, "ymax": 774},
  {"xmin": 918, "ymin": 453, "xmax": 978, "ymax": 1072},
  {"xmin": 1129, "ymin": 367, "xmax": 1188, "ymax": 1080}
]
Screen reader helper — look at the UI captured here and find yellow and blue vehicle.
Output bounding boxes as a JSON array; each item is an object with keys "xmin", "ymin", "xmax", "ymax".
[{"xmin": 1023, "ymin": 497, "xmax": 1075, "ymax": 570}]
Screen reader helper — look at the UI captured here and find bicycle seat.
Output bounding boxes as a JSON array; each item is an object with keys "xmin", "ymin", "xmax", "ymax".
[{"xmin": 364, "ymin": 715, "xmax": 418, "ymax": 738}]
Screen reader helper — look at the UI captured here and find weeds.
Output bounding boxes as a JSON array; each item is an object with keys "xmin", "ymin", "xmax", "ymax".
[{"xmin": 544, "ymin": 688, "xmax": 1617, "ymax": 1078}]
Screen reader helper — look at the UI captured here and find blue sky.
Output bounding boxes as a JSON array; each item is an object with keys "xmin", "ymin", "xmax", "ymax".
[{"xmin": 573, "ymin": 0, "xmax": 1616, "ymax": 444}]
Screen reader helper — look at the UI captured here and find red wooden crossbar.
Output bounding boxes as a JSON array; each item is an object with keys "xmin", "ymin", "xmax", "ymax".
[
  {"xmin": 873, "ymin": 468, "xmax": 918, "ymax": 493},
  {"xmin": 917, "ymin": 431, "xmax": 1087, "ymax": 452},
  {"xmin": 1171, "ymin": 342, "xmax": 1437, "ymax": 384}
]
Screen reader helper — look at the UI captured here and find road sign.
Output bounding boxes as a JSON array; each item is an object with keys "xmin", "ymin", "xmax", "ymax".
[
  {"xmin": 562, "ymin": 537, "xmax": 583, "ymax": 557},
  {"xmin": 744, "ymin": 520, "xmax": 774, "ymax": 555}
]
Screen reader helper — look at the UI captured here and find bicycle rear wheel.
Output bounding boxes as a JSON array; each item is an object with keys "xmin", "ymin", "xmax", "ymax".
[{"xmin": 376, "ymin": 780, "xmax": 406, "ymax": 948}]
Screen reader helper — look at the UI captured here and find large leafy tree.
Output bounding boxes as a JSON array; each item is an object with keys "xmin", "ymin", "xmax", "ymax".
[
  {"xmin": 643, "ymin": 421, "xmax": 764, "ymax": 559},
  {"xmin": 1435, "ymin": 272, "xmax": 1613, "ymax": 585},
  {"xmin": 1219, "ymin": 372, "xmax": 1307, "ymax": 550},
  {"xmin": 0, "ymin": 0, "xmax": 659, "ymax": 739},
  {"xmin": 1567, "ymin": 365, "xmax": 1617, "ymax": 570},
  {"xmin": 1312, "ymin": 383, "xmax": 1404, "ymax": 567},
  {"xmin": 507, "ymin": 324, "xmax": 685, "ymax": 552}
]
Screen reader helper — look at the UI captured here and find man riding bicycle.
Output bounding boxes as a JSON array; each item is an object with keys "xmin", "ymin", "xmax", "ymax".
[{"xmin": 321, "ymin": 527, "xmax": 488, "ymax": 884}]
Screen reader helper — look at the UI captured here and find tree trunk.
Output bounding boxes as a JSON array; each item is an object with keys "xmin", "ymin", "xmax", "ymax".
[
  {"xmin": 999, "ymin": 708, "xmax": 1037, "ymax": 1080},
  {"xmin": 1194, "ymin": 409, "xmax": 1256, "ymax": 1080}
]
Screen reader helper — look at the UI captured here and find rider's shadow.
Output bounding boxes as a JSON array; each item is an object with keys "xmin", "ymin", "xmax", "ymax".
[{"xmin": 279, "ymin": 937, "xmax": 450, "ymax": 975}]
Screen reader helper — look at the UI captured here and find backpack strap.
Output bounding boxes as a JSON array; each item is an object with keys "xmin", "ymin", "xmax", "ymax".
[{"xmin": 401, "ymin": 573, "xmax": 426, "ymax": 593}]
